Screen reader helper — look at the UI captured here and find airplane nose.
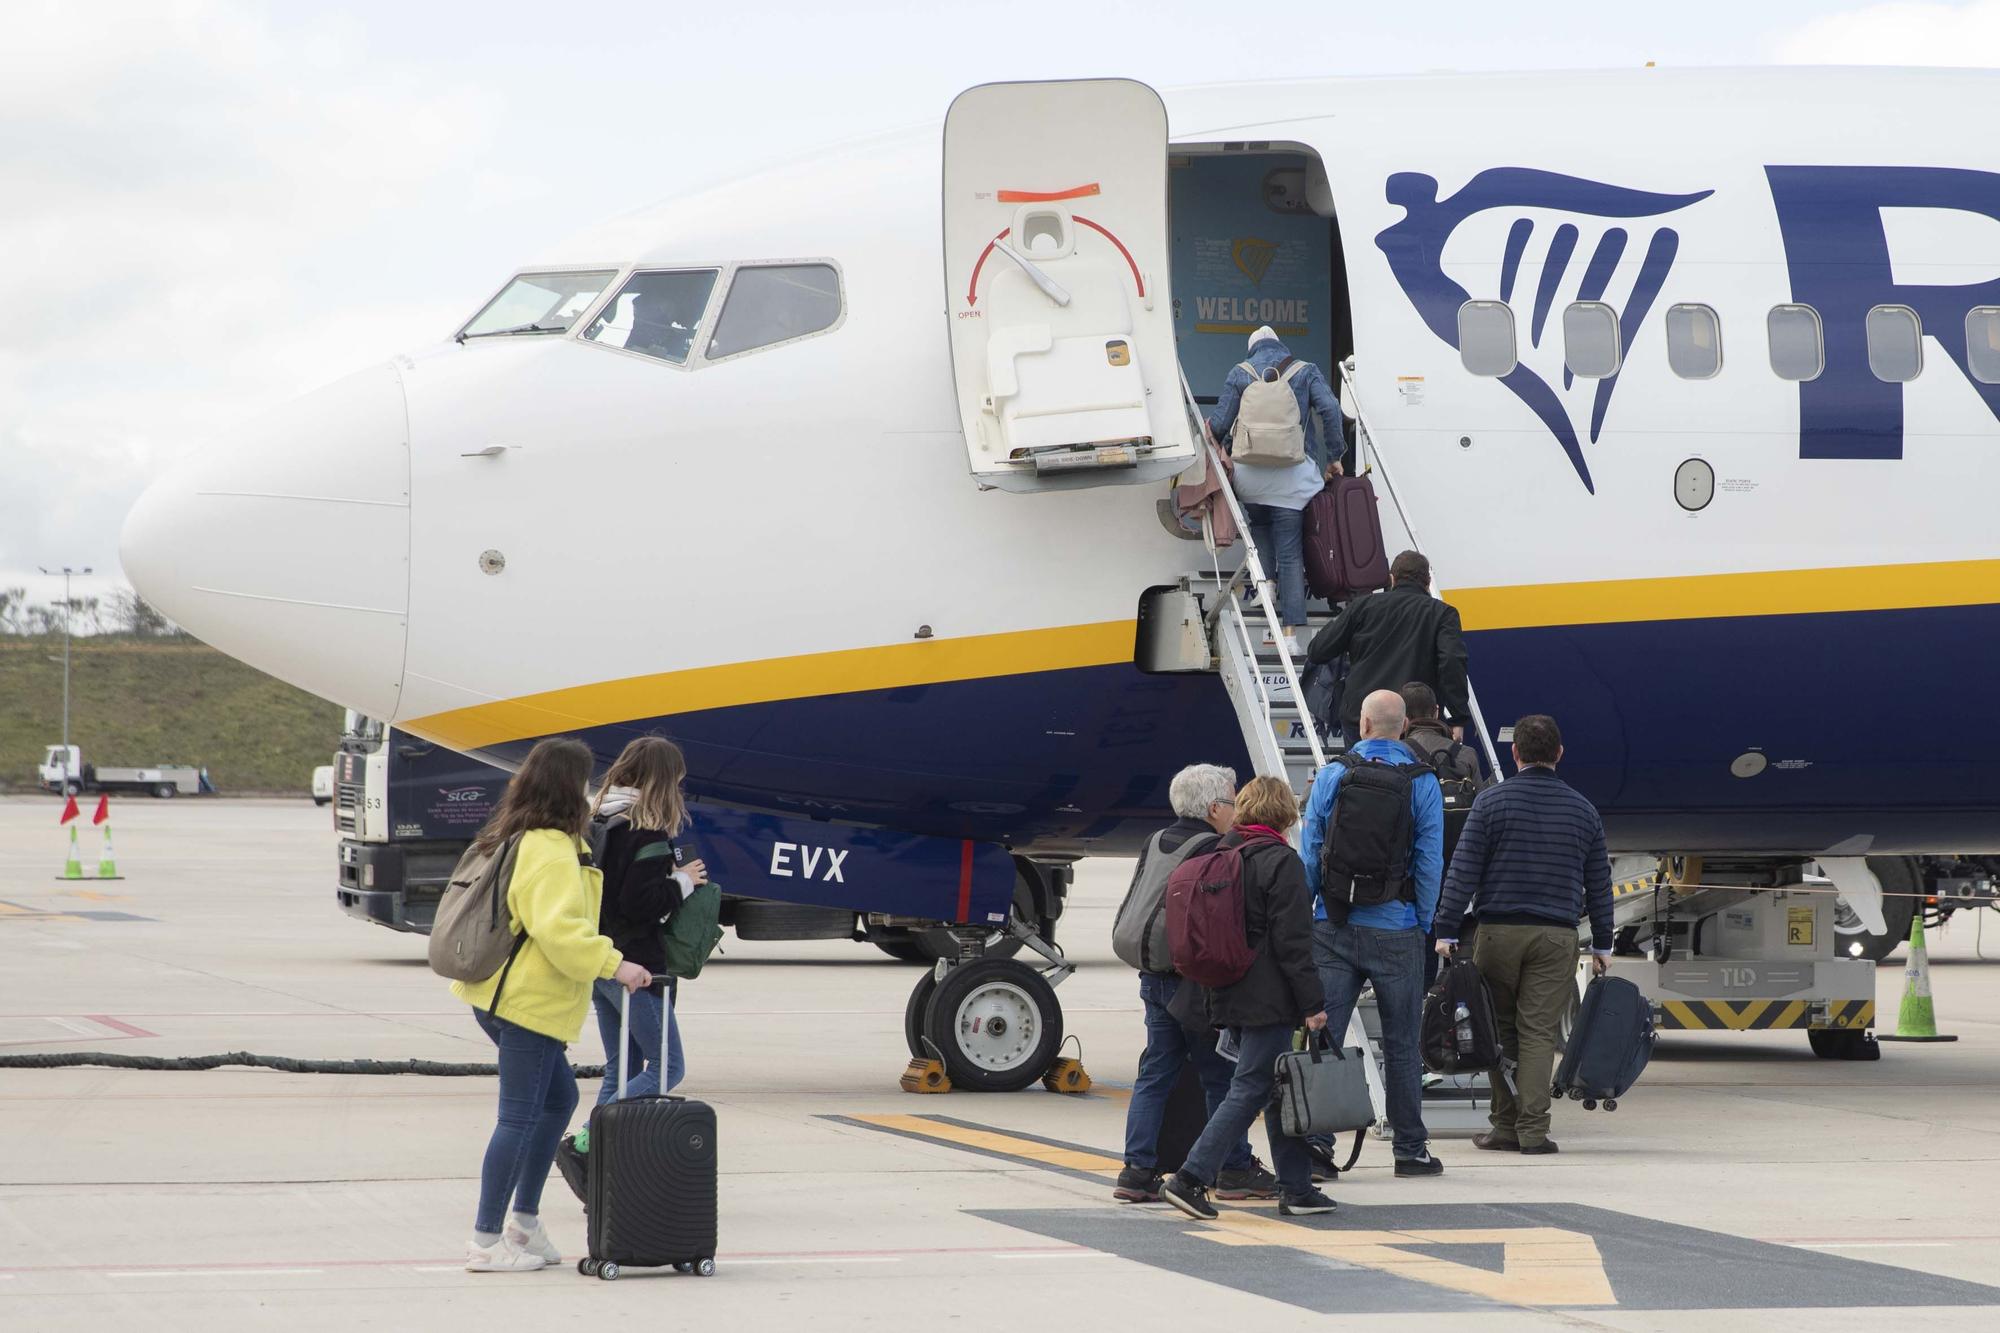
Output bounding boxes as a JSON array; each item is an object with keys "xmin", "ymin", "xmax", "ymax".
[{"xmin": 121, "ymin": 362, "xmax": 411, "ymax": 720}]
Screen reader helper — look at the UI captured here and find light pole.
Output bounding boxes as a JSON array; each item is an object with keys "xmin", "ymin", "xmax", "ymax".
[{"xmin": 37, "ymin": 564, "xmax": 92, "ymax": 792}]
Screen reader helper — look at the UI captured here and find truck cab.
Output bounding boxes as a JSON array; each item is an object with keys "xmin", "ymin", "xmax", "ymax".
[{"xmin": 333, "ymin": 713, "xmax": 511, "ymax": 933}]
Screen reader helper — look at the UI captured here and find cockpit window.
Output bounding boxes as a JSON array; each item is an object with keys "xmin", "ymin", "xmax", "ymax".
[
  {"xmin": 581, "ymin": 269, "xmax": 719, "ymax": 364},
  {"xmin": 460, "ymin": 270, "xmax": 617, "ymax": 340},
  {"xmin": 706, "ymin": 263, "xmax": 843, "ymax": 360}
]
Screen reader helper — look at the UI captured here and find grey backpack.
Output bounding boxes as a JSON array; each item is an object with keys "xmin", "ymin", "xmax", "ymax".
[
  {"xmin": 1229, "ymin": 358, "xmax": 1308, "ymax": 466},
  {"xmin": 1111, "ymin": 828, "xmax": 1219, "ymax": 974},
  {"xmin": 427, "ymin": 834, "xmax": 524, "ymax": 983}
]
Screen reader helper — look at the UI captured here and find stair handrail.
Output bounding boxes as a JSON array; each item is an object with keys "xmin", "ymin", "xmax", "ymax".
[
  {"xmin": 1337, "ymin": 358, "xmax": 1505, "ymax": 779},
  {"xmin": 1178, "ymin": 367, "xmax": 1328, "ymax": 777}
]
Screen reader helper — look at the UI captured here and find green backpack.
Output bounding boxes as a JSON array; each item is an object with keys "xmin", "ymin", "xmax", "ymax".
[{"xmin": 661, "ymin": 877, "xmax": 724, "ymax": 979}]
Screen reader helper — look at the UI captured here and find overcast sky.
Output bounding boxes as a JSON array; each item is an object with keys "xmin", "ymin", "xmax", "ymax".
[{"xmin": 6, "ymin": 0, "xmax": 1999, "ymax": 612}]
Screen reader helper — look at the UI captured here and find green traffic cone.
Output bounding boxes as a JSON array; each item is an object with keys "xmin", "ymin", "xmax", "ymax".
[
  {"xmin": 1878, "ymin": 912, "xmax": 1958, "ymax": 1043},
  {"xmin": 60, "ymin": 824, "xmax": 83, "ymax": 880}
]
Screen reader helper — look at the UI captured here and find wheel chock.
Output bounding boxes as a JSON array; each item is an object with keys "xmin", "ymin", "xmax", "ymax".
[
  {"xmin": 900, "ymin": 1057, "xmax": 951, "ymax": 1093},
  {"xmin": 1042, "ymin": 1057, "xmax": 1091, "ymax": 1094}
]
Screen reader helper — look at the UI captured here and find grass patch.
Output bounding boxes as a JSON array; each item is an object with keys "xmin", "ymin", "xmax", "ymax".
[{"xmin": 0, "ymin": 636, "xmax": 340, "ymax": 794}]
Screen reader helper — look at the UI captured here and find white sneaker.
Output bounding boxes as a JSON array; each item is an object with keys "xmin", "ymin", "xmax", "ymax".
[
  {"xmin": 505, "ymin": 1214, "xmax": 562, "ymax": 1265},
  {"xmin": 464, "ymin": 1233, "xmax": 548, "ymax": 1273}
]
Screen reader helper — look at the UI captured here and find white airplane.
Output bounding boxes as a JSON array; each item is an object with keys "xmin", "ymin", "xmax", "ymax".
[{"xmin": 123, "ymin": 70, "xmax": 2000, "ymax": 1086}]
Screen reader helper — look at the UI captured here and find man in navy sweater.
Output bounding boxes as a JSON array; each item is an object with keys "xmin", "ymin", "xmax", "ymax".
[{"xmin": 1433, "ymin": 714, "xmax": 1614, "ymax": 1155}]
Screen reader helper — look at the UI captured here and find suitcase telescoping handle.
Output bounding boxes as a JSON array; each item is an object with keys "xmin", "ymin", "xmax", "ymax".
[{"xmin": 617, "ymin": 976, "xmax": 673, "ymax": 1100}]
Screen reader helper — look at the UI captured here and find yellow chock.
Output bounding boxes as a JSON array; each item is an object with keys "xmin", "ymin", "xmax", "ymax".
[
  {"xmin": 1041, "ymin": 1058, "xmax": 1092, "ymax": 1094},
  {"xmin": 900, "ymin": 1057, "xmax": 951, "ymax": 1093},
  {"xmin": 1878, "ymin": 913, "xmax": 1958, "ymax": 1043}
]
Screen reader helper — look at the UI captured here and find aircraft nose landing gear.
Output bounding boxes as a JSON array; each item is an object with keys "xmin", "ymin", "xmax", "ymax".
[{"xmin": 902, "ymin": 917, "xmax": 1074, "ymax": 1093}]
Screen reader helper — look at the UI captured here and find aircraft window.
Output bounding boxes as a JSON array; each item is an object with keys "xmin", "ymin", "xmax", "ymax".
[
  {"xmin": 1457, "ymin": 300, "xmax": 1517, "ymax": 377},
  {"xmin": 1967, "ymin": 307, "xmax": 2000, "ymax": 383},
  {"xmin": 581, "ymin": 269, "xmax": 719, "ymax": 365},
  {"xmin": 1666, "ymin": 303, "xmax": 1722, "ymax": 379},
  {"xmin": 1865, "ymin": 305, "xmax": 1923, "ymax": 382},
  {"xmin": 1767, "ymin": 304, "xmax": 1824, "ymax": 382},
  {"xmin": 460, "ymin": 270, "xmax": 617, "ymax": 339},
  {"xmin": 706, "ymin": 263, "xmax": 843, "ymax": 361},
  {"xmin": 1562, "ymin": 301, "xmax": 1622, "ymax": 379}
]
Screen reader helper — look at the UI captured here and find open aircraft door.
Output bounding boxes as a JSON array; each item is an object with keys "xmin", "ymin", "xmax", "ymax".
[{"xmin": 943, "ymin": 79, "xmax": 1194, "ymax": 491}]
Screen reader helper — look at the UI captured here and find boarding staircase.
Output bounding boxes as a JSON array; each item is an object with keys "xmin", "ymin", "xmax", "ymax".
[{"xmin": 1175, "ymin": 362, "xmax": 1510, "ymax": 1140}]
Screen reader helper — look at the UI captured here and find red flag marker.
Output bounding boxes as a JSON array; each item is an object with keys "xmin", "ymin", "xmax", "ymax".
[
  {"xmin": 59, "ymin": 794, "xmax": 80, "ymax": 825},
  {"xmin": 93, "ymin": 795, "xmax": 109, "ymax": 826}
]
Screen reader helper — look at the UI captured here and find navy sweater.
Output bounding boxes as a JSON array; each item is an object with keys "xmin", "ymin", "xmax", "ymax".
[{"xmin": 1433, "ymin": 766, "xmax": 1615, "ymax": 953}]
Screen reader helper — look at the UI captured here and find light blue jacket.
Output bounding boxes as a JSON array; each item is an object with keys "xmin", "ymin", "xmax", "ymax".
[
  {"xmin": 1208, "ymin": 338, "xmax": 1341, "ymax": 463},
  {"xmin": 1300, "ymin": 738, "xmax": 1444, "ymax": 932}
]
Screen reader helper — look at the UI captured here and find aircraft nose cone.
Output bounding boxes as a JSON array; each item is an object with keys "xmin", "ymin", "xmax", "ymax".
[{"xmin": 121, "ymin": 363, "xmax": 411, "ymax": 719}]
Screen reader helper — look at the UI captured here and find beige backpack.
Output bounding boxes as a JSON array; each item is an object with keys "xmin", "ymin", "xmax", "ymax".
[{"xmin": 1229, "ymin": 358, "xmax": 1308, "ymax": 467}]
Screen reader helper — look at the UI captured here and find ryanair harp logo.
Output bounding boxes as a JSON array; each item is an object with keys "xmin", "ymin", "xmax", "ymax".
[
  {"xmin": 1376, "ymin": 168, "xmax": 1712, "ymax": 493},
  {"xmin": 1232, "ymin": 237, "xmax": 1279, "ymax": 286}
]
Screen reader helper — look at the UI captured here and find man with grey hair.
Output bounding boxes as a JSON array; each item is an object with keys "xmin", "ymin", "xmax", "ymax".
[
  {"xmin": 1300, "ymin": 689, "xmax": 1447, "ymax": 1177},
  {"xmin": 1110, "ymin": 764, "xmax": 1276, "ymax": 1202}
]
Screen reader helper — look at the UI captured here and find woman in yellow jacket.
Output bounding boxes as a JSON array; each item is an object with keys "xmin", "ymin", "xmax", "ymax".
[{"xmin": 452, "ymin": 738, "xmax": 651, "ymax": 1273}]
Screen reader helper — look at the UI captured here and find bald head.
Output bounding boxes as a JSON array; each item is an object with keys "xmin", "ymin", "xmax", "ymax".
[{"xmin": 1358, "ymin": 689, "xmax": 1407, "ymax": 742}]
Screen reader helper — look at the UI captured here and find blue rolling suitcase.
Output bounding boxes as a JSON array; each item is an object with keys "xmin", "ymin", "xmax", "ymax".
[
  {"xmin": 579, "ymin": 982, "xmax": 718, "ymax": 1280},
  {"xmin": 1552, "ymin": 975, "xmax": 1655, "ymax": 1111}
]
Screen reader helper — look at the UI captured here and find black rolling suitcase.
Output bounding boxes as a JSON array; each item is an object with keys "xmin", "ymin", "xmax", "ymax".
[
  {"xmin": 1552, "ymin": 975, "xmax": 1654, "ymax": 1111},
  {"xmin": 579, "ymin": 982, "xmax": 718, "ymax": 1281}
]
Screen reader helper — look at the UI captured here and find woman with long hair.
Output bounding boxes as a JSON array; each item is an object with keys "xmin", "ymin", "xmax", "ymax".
[
  {"xmin": 451, "ymin": 737, "xmax": 651, "ymax": 1273},
  {"xmin": 589, "ymin": 735, "xmax": 706, "ymax": 1103}
]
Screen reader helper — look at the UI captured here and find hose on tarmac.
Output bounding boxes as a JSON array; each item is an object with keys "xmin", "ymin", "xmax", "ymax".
[{"xmin": 0, "ymin": 1051, "xmax": 608, "ymax": 1078}]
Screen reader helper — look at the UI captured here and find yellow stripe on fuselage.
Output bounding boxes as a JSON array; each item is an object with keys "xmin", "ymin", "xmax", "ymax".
[
  {"xmin": 404, "ymin": 619, "xmax": 1138, "ymax": 751},
  {"xmin": 1452, "ymin": 557, "xmax": 2000, "ymax": 632},
  {"xmin": 401, "ymin": 558, "xmax": 2000, "ymax": 750}
]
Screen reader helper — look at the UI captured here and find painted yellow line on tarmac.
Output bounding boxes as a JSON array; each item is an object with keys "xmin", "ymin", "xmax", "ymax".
[
  {"xmin": 846, "ymin": 1114, "xmax": 1123, "ymax": 1174},
  {"xmin": 1193, "ymin": 1211, "xmax": 1617, "ymax": 1307}
]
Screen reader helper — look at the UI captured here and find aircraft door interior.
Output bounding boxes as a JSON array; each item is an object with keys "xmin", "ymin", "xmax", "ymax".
[{"xmin": 943, "ymin": 79, "xmax": 1196, "ymax": 491}]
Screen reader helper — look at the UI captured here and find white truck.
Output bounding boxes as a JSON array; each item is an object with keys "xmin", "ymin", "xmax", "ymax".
[{"xmin": 38, "ymin": 745, "xmax": 210, "ymax": 798}]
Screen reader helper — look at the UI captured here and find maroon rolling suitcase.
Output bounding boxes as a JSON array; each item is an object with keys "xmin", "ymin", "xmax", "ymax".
[{"xmin": 1303, "ymin": 476, "xmax": 1391, "ymax": 599}]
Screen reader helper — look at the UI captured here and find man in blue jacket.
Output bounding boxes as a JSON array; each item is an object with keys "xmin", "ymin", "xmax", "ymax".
[{"xmin": 1300, "ymin": 688, "xmax": 1445, "ymax": 1177}]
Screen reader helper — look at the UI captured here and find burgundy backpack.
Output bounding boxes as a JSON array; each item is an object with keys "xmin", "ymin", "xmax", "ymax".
[{"xmin": 1166, "ymin": 827, "xmax": 1286, "ymax": 987}]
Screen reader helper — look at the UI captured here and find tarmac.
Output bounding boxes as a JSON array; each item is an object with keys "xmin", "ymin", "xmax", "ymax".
[{"xmin": 3, "ymin": 795, "xmax": 1999, "ymax": 1330}]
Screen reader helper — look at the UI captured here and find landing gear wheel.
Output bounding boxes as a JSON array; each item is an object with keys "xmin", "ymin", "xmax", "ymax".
[
  {"xmin": 578, "ymin": 1259, "xmax": 598, "ymax": 1276},
  {"xmin": 695, "ymin": 1257, "xmax": 716, "ymax": 1277},
  {"xmin": 904, "ymin": 969, "xmax": 940, "ymax": 1058},
  {"xmin": 1832, "ymin": 857, "xmax": 1919, "ymax": 962},
  {"xmin": 921, "ymin": 958, "xmax": 1062, "ymax": 1092},
  {"xmin": 1809, "ymin": 1026, "xmax": 1882, "ymax": 1061},
  {"xmin": 598, "ymin": 1261, "xmax": 620, "ymax": 1281}
]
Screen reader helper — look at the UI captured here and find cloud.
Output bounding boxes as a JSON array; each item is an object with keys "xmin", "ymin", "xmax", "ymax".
[
  {"xmin": 0, "ymin": 1, "xmax": 498, "ymax": 592},
  {"xmin": 1775, "ymin": 0, "xmax": 2000, "ymax": 64}
]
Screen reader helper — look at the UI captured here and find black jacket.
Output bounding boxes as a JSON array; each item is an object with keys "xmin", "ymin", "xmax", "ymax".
[
  {"xmin": 594, "ymin": 818, "xmax": 685, "ymax": 974},
  {"xmin": 1201, "ymin": 833, "xmax": 1326, "ymax": 1029},
  {"xmin": 1307, "ymin": 581, "xmax": 1471, "ymax": 730}
]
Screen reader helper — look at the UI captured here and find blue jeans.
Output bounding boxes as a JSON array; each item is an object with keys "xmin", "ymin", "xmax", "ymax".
[
  {"xmin": 1313, "ymin": 920, "xmax": 1428, "ymax": 1159},
  {"xmin": 1179, "ymin": 1022, "xmax": 1314, "ymax": 1195},
  {"xmin": 1243, "ymin": 502, "xmax": 1308, "ymax": 628},
  {"xmin": 1123, "ymin": 974, "xmax": 1251, "ymax": 1172},
  {"xmin": 591, "ymin": 979, "xmax": 684, "ymax": 1104},
  {"xmin": 472, "ymin": 1007, "xmax": 579, "ymax": 1234}
]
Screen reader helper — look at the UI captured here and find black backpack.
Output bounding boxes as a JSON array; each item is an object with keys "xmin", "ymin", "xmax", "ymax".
[
  {"xmin": 1319, "ymin": 753, "xmax": 1433, "ymax": 919},
  {"xmin": 1421, "ymin": 958, "xmax": 1505, "ymax": 1075},
  {"xmin": 1426, "ymin": 741, "xmax": 1483, "ymax": 865}
]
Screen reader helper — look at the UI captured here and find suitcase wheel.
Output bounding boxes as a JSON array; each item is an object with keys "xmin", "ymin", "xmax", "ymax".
[
  {"xmin": 1581, "ymin": 1098, "xmax": 1598, "ymax": 1111},
  {"xmin": 598, "ymin": 1262, "xmax": 621, "ymax": 1281},
  {"xmin": 1604, "ymin": 1098, "xmax": 1618, "ymax": 1112},
  {"xmin": 674, "ymin": 1262, "xmax": 693, "ymax": 1274},
  {"xmin": 578, "ymin": 1259, "xmax": 598, "ymax": 1277},
  {"xmin": 695, "ymin": 1257, "xmax": 716, "ymax": 1277}
]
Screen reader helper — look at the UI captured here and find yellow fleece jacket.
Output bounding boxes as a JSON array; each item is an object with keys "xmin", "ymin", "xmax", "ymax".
[{"xmin": 451, "ymin": 828, "xmax": 622, "ymax": 1042}]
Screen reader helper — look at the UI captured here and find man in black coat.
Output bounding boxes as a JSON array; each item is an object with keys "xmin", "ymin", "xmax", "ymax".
[
  {"xmin": 1161, "ymin": 778, "xmax": 1337, "ymax": 1221},
  {"xmin": 1306, "ymin": 550, "xmax": 1471, "ymax": 748}
]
